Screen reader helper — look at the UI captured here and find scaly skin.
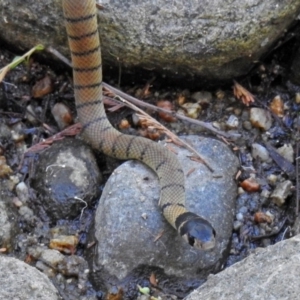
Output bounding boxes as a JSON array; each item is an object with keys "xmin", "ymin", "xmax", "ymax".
[{"xmin": 62, "ymin": 0, "xmax": 216, "ymax": 250}]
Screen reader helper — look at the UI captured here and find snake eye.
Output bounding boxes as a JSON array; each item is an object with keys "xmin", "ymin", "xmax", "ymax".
[{"xmin": 187, "ymin": 234, "xmax": 195, "ymax": 247}]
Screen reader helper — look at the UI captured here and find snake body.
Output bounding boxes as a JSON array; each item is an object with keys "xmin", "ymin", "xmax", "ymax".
[{"xmin": 62, "ymin": 0, "xmax": 216, "ymax": 250}]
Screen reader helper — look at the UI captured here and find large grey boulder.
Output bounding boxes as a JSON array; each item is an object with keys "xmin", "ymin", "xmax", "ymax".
[
  {"xmin": 0, "ymin": 0, "xmax": 299, "ymax": 80},
  {"xmin": 87, "ymin": 136, "xmax": 239, "ymax": 289},
  {"xmin": 185, "ymin": 234, "xmax": 300, "ymax": 300}
]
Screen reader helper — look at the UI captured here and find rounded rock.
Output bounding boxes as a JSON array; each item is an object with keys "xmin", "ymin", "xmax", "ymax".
[
  {"xmin": 31, "ymin": 138, "xmax": 102, "ymax": 220},
  {"xmin": 88, "ymin": 136, "xmax": 239, "ymax": 288}
]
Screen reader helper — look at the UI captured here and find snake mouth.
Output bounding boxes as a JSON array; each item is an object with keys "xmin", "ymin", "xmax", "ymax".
[{"xmin": 176, "ymin": 212, "xmax": 216, "ymax": 250}]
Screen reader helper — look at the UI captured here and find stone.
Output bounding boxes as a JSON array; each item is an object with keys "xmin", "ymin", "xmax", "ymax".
[
  {"xmin": 271, "ymin": 180, "xmax": 293, "ymax": 206},
  {"xmin": 185, "ymin": 235, "xmax": 300, "ymax": 300},
  {"xmin": 249, "ymin": 108, "xmax": 272, "ymax": 131},
  {"xmin": 0, "ymin": 255, "xmax": 59, "ymax": 300},
  {"xmin": 0, "ymin": 0, "xmax": 299, "ymax": 80},
  {"xmin": 31, "ymin": 138, "xmax": 102, "ymax": 220},
  {"xmin": 251, "ymin": 143, "xmax": 270, "ymax": 162},
  {"xmin": 88, "ymin": 136, "xmax": 239, "ymax": 289}
]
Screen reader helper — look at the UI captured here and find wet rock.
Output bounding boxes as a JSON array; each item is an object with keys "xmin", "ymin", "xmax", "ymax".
[
  {"xmin": 31, "ymin": 138, "xmax": 102, "ymax": 220},
  {"xmin": 0, "ymin": 255, "xmax": 59, "ymax": 299},
  {"xmin": 185, "ymin": 234, "xmax": 300, "ymax": 300},
  {"xmin": 88, "ymin": 136, "xmax": 239, "ymax": 288}
]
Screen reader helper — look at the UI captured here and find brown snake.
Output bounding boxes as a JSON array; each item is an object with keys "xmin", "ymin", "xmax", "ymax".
[{"xmin": 62, "ymin": 0, "xmax": 216, "ymax": 250}]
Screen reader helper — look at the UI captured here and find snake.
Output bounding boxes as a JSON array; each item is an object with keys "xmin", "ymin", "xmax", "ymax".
[{"xmin": 62, "ymin": 0, "xmax": 216, "ymax": 250}]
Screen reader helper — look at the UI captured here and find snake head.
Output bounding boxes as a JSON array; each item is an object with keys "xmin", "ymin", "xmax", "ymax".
[{"xmin": 176, "ymin": 212, "xmax": 216, "ymax": 250}]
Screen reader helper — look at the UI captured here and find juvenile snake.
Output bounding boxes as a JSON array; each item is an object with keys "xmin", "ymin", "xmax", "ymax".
[{"xmin": 62, "ymin": 0, "xmax": 216, "ymax": 250}]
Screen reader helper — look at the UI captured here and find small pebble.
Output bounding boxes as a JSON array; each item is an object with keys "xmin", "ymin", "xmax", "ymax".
[
  {"xmin": 265, "ymin": 210, "xmax": 275, "ymax": 221},
  {"xmin": 49, "ymin": 235, "xmax": 79, "ymax": 254},
  {"xmin": 271, "ymin": 180, "xmax": 293, "ymax": 206},
  {"xmin": 269, "ymin": 95, "xmax": 284, "ymax": 117},
  {"xmin": 251, "ymin": 143, "xmax": 270, "ymax": 162},
  {"xmin": 277, "ymin": 144, "xmax": 294, "ymax": 163},
  {"xmin": 267, "ymin": 174, "xmax": 277, "ymax": 185},
  {"xmin": 254, "ymin": 211, "xmax": 272, "ymax": 224},
  {"xmin": 157, "ymin": 100, "xmax": 177, "ymax": 122},
  {"xmin": 226, "ymin": 115, "xmax": 239, "ymax": 129},
  {"xmin": 215, "ymin": 89, "xmax": 225, "ymax": 100},
  {"xmin": 239, "ymin": 206, "xmax": 248, "ymax": 214},
  {"xmin": 40, "ymin": 248, "xmax": 65, "ymax": 267},
  {"xmin": 18, "ymin": 206, "xmax": 34, "ymax": 221},
  {"xmin": 15, "ymin": 182, "xmax": 29, "ymax": 203},
  {"xmin": 10, "ymin": 122, "xmax": 26, "ymax": 143},
  {"xmin": 237, "ymin": 187, "xmax": 245, "ymax": 195},
  {"xmin": 12, "ymin": 197, "xmax": 23, "ymax": 207},
  {"xmin": 35, "ymin": 261, "xmax": 56, "ymax": 277},
  {"xmin": 236, "ymin": 212, "xmax": 244, "ymax": 221},
  {"xmin": 0, "ymin": 156, "xmax": 13, "ymax": 177},
  {"xmin": 234, "ymin": 108, "xmax": 242, "ymax": 116},
  {"xmin": 249, "ymin": 108, "xmax": 272, "ymax": 130},
  {"xmin": 295, "ymin": 93, "xmax": 300, "ymax": 104},
  {"xmin": 51, "ymin": 103, "xmax": 73, "ymax": 130},
  {"xmin": 191, "ymin": 91, "xmax": 212, "ymax": 103},
  {"xmin": 119, "ymin": 119, "xmax": 130, "ymax": 129},
  {"xmin": 240, "ymin": 177, "xmax": 260, "ymax": 192},
  {"xmin": 25, "ymin": 105, "xmax": 39, "ymax": 125},
  {"xmin": 233, "ymin": 220, "xmax": 243, "ymax": 231},
  {"xmin": 242, "ymin": 120, "xmax": 252, "ymax": 130},
  {"xmin": 181, "ymin": 102, "xmax": 201, "ymax": 119},
  {"xmin": 260, "ymin": 189, "xmax": 271, "ymax": 199},
  {"xmin": 32, "ymin": 75, "xmax": 53, "ymax": 98}
]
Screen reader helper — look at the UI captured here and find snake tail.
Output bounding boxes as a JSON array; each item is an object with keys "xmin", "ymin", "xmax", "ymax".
[{"xmin": 62, "ymin": 0, "xmax": 216, "ymax": 250}]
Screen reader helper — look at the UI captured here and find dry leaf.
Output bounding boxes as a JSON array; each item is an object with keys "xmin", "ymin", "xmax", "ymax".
[
  {"xmin": 149, "ymin": 273, "xmax": 158, "ymax": 287},
  {"xmin": 153, "ymin": 230, "xmax": 164, "ymax": 242},
  {"xmin": 233, "ymin": 80, "xmax": 255, "ymax": 106},
  {"xmin": 186, "ymin": 167, "xmax": 196, "ymax": 177}
]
